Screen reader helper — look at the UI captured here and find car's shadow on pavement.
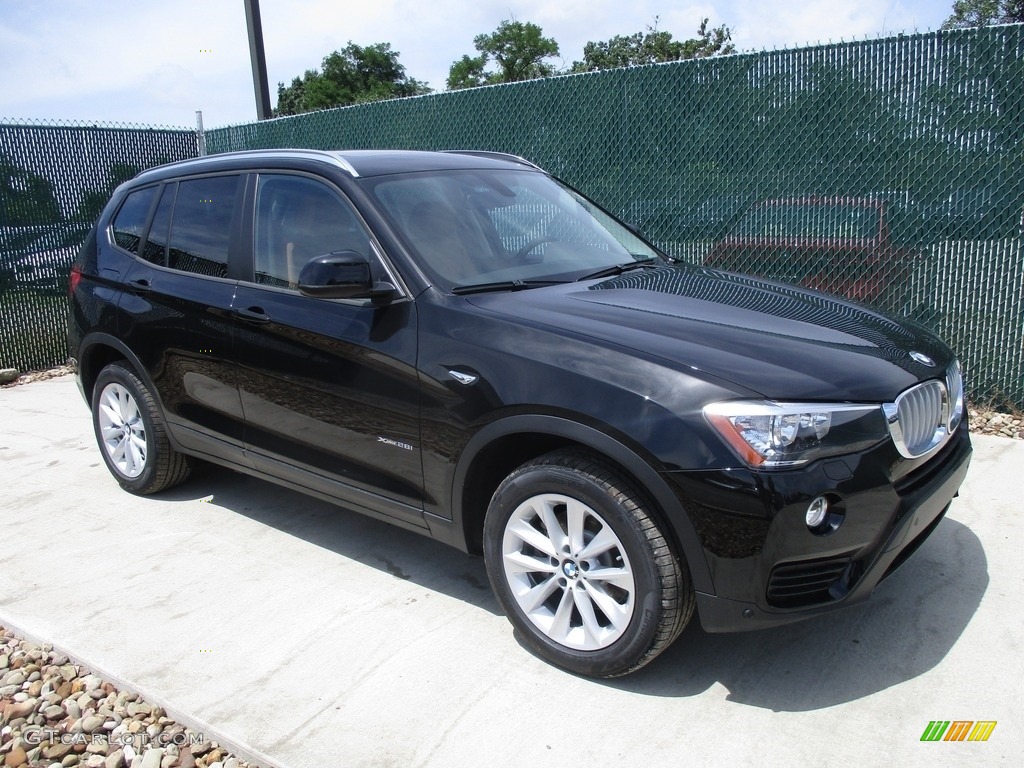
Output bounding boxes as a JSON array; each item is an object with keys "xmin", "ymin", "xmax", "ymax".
[
  {"xmin": 167, "ymin": 462, "xmax": 502, "ymax": 615},
  {"xmin": 611, "ymin": 517, "xmax": 988, "ymax": 709},
  {"xmin": 168, "ymin": 464, "xmax": 986, "ymax": 711}
]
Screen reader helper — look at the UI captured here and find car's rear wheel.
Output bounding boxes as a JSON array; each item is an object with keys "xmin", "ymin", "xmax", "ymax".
[
  {"xmin": 92, "ymin": 362, "xmax": 190, "ymax": 494},
  {"xmin": 483, "ymin": 450, "xmax": 693, "ymax": 677}
]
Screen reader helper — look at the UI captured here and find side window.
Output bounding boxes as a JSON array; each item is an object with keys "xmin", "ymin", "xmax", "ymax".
[
  {"xmin": 167, "ymin": 176, "xmax": 239, "ymax": 278},
  {"xmin": 139, "ymin": 183, "xmax": 176, "ymax": 266},
  {"xmin": 110, "ymin": 186, "xmax": 159, "ymax": 255},
  {"xmin": 254, "ymin": 175, "xmax": 370, "ymax": 288}
]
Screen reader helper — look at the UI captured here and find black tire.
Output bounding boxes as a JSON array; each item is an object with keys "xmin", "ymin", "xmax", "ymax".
[
  {"xmin": 483, "ymin": 450, "xmax": 693, "ymax": 677},
  {"xmin": 91, "ymin": 362, "xmax": 190, "ymax": 495}
]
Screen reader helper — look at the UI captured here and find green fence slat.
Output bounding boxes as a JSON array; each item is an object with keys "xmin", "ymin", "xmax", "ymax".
[{"xmin": 0, "ymin": 119, "xmax": 197, "ymax": 372}]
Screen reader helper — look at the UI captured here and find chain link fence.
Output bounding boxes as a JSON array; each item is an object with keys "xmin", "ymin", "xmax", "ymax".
[
  {"xmin": 3, "ymin": 26, "xmax": 1023, "ymax": 405},
  {"xmin": 0, "ymin": 119, "xmax": 197, "ymax": 371}
]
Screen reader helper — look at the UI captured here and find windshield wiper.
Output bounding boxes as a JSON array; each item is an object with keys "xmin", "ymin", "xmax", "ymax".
[
  {"xmin": 574, "ymin": 258, "xmax": 659, "ymax": 282},
  {"xmin": 451, "ymin": 279, "xmax": 566, "ymax": 295}
]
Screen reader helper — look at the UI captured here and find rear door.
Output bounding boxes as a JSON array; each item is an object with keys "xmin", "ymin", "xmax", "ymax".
[
  {"xmin": 230, "ymin": 172, "xmax": 425, "ymax": 529},
  {"xmin": 117, "ymin": 174, "xmax": 248, "ymax": 461}
]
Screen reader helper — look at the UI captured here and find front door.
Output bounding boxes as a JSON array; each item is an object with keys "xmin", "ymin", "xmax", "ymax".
[{"xmin": 231, "ymin": 173, "xmax": 424, "ymax": 528}]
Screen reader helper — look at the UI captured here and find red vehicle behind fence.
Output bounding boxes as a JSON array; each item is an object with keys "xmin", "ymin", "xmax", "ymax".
[{"xmin": 705, "ymin": 197, "xmax": 917, "ymax": 306}]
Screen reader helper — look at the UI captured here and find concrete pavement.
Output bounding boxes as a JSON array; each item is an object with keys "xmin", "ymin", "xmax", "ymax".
[{"xmin": 1, "ymin": 375, "xmax": 1020, "ymax": 767}]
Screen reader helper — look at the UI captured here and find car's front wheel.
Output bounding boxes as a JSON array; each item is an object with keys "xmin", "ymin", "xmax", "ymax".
[
  {"xmin": 483, "ymin": 450, "xmax": 693, "ymax": 677},
  {"xmin": 91, "ymin": 362, "xmax": 190, "ymax": 495}
]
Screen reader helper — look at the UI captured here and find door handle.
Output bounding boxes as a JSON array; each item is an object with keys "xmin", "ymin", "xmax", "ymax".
[
  {"xmin": 233, "ymin": 307, "xmax": 271, "ymax": 324},
  {"xmin": 127, "ymin": 278, "xmax": 151, "ymax": 293}
]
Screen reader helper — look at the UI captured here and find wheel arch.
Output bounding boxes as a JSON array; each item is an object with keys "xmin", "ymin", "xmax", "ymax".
[
  {"xmin": 450, "ymin": 414, "xmax": 714, "ymax": 594},
  {"xmin": 78, "ymin": 333, "xmax": 161, "ymax": 414}
]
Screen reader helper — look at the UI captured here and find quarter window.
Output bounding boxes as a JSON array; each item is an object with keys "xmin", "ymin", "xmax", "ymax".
[{"xmin": 111, "ymin": 186, "xmax": 159, "ymax": 255}]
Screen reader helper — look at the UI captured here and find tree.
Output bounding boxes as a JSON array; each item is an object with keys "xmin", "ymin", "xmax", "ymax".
[
  {"xmin": 572, "ymin": 18, "xmax": 735, "ymax": 73},
  {"xmin": 0, "ymin": 157, "xmax": 61, "ymax": 227},
  {"xmin": 275, "ymin": 42, "xmax": 431, "ymax": 116},
  {"xmin": 942, "ymin": 0, "xmax": 1024, "ymax": 27},
  {"xmin": 75, "ymin": 162, "xmax": 139, "ymax": 222},
  {"xmin": 447, "ymin": 55, "xmax": 489, "ymax": 90},
  {"xmin": 447, "ymin": 20, "xmax": 559, "ymax": 90}
]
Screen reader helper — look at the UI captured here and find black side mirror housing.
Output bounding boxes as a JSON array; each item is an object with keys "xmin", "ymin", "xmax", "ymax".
[{"xmin": 298, "ymin": 251, "xmax": 396, "ymax": 301}]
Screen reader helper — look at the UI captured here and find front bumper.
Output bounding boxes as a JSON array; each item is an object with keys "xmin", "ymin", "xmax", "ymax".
[{"xmin": 669, "ymin": 424, "xmax": 972, "ymax": 632}]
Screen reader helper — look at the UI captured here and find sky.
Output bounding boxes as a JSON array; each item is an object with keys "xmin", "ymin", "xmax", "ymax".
[{"xmin": 0, "ymin": 0, "xmax": 955, "ymax": 129}]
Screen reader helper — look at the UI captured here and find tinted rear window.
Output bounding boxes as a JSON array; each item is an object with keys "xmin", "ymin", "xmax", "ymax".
[
  {"xmin": 140, "ymin": 184, "xmax": 176, "ymax": 265},
  {"xmin": 167, "ymin": 176, "xmax": 239, "ymax": 278}
]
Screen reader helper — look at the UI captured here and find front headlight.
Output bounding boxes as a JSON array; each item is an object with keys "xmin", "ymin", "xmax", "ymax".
[{"xmin": 703, "ymin": 401, "xmax": 888, "ymax": 468}]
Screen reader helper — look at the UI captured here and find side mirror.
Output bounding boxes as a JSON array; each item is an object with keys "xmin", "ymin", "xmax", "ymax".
[{"xmin": 297, "ymin": 251, "xmax": 396, "ymax": 301}]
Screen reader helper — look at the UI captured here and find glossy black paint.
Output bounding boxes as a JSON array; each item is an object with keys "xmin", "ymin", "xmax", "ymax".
[
  {"xmin": 687, "ymin": 426, "xmax": 971, "ymax": 630},
  {"xmin": 68, "ymin": 149, "xmax": 971, "ymax": 636},
  {"xmin": 231, "ymin": 282, "xmax": 424, "ymax": 520},
  {"xmin": 118, "ymin": 258, "xmax": 244, "ymax": 446},
  {"xmin": 297, "ymin": 251, "xmax": 375, "ymax": 298}
]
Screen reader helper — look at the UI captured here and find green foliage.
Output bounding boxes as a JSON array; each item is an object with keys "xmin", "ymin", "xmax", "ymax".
[
  {"xmin": 942, "ymin": 0, "xmax": 1024, "ymax": 27},
  {"xmin": 572, "ymin": 18, "xmax": 736, "ymax": 72},
  {"xmin": 74, "ymin": 162, "xmax": 139, "ymax": 222},
  {"xmin": 0, "ymin": 156, "xmax": 61, "ymax": 226},
  {"xmin": 447, "ymin": 20, "xmax": 560, "ymax": 90},
  {"xmin": 447, "ymin": 55, "xmax": 489, "ymax": 90},
  {"xmin": 275, "ymin": 42, "xmax": 431, "ymax": 116}
]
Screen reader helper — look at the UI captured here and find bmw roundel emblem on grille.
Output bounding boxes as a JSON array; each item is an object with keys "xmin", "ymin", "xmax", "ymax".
[{"xmin": 910, "ymin": 351, "xmax": 936, "ymax": 367}]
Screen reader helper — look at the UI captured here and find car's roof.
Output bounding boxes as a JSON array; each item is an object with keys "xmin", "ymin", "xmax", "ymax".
[{"xmin": 130, "ymin": 148, "xmax": 542, "ymax": 185}]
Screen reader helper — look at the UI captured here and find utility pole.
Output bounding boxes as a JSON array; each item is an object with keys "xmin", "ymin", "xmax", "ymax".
[
  {"xmin": 196, "ymin": 111, "xmax": 207, "ymax": 156},
  {"xmin": 243, "ymin": 0, "xmax": 272, "ymax": 120}
]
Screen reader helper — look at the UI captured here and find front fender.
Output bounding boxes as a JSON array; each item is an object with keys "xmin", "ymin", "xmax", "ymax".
[{"xmin": 441, "ymin": 413, "xmax": 714, "ymax": 595}]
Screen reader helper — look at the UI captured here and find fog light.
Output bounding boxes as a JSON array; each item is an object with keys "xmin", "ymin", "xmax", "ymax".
[{"xmin": 806, "ymin": 496, "xmax": 829, "ymax": 528}]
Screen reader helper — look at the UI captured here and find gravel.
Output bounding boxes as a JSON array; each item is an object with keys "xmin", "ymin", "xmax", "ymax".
[
  {"xmin": 0, "ymin": 366, "xmax": 76, "ymax": 388},
  {"xmin": 967, "ymin": 407, "xmax": 1024, "ymax": 439},
  {"xmin": 0, "ymin": 628, "xmax": 263, "ymax": 768}
]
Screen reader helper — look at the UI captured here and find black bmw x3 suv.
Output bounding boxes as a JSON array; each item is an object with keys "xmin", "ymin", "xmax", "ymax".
[{"xmin": 68, "ymin": 149, "xmax": 972, "ymax": 677}]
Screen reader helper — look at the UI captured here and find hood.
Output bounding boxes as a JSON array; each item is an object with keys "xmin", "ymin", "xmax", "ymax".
[{"xmin": 465, "ymin": 266, "xmax": 952, "ymax": 402}]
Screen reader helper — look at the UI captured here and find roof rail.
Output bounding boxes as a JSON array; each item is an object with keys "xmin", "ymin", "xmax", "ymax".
[
  {"xmin": 442, "ymin": 150, "xmax": 544, "ymax": 171},
  {"xmin": 135, "ymin": 148, "xmax": 360, "ymax": 179}
]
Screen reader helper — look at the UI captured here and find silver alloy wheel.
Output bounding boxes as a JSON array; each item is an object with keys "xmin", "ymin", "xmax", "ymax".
[
  {"xmin": 501, "ymin": 492, "xmax": 636, "ymax": 650},
  {"xmin": 96, "ymin": 382, "xmax": 147, "ymax": 478}
]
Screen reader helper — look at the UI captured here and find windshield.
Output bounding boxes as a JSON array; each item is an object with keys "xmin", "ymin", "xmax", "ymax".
[{"xmin": 362, "ymin": 169, "xmax": 662, "ymax": 290}]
